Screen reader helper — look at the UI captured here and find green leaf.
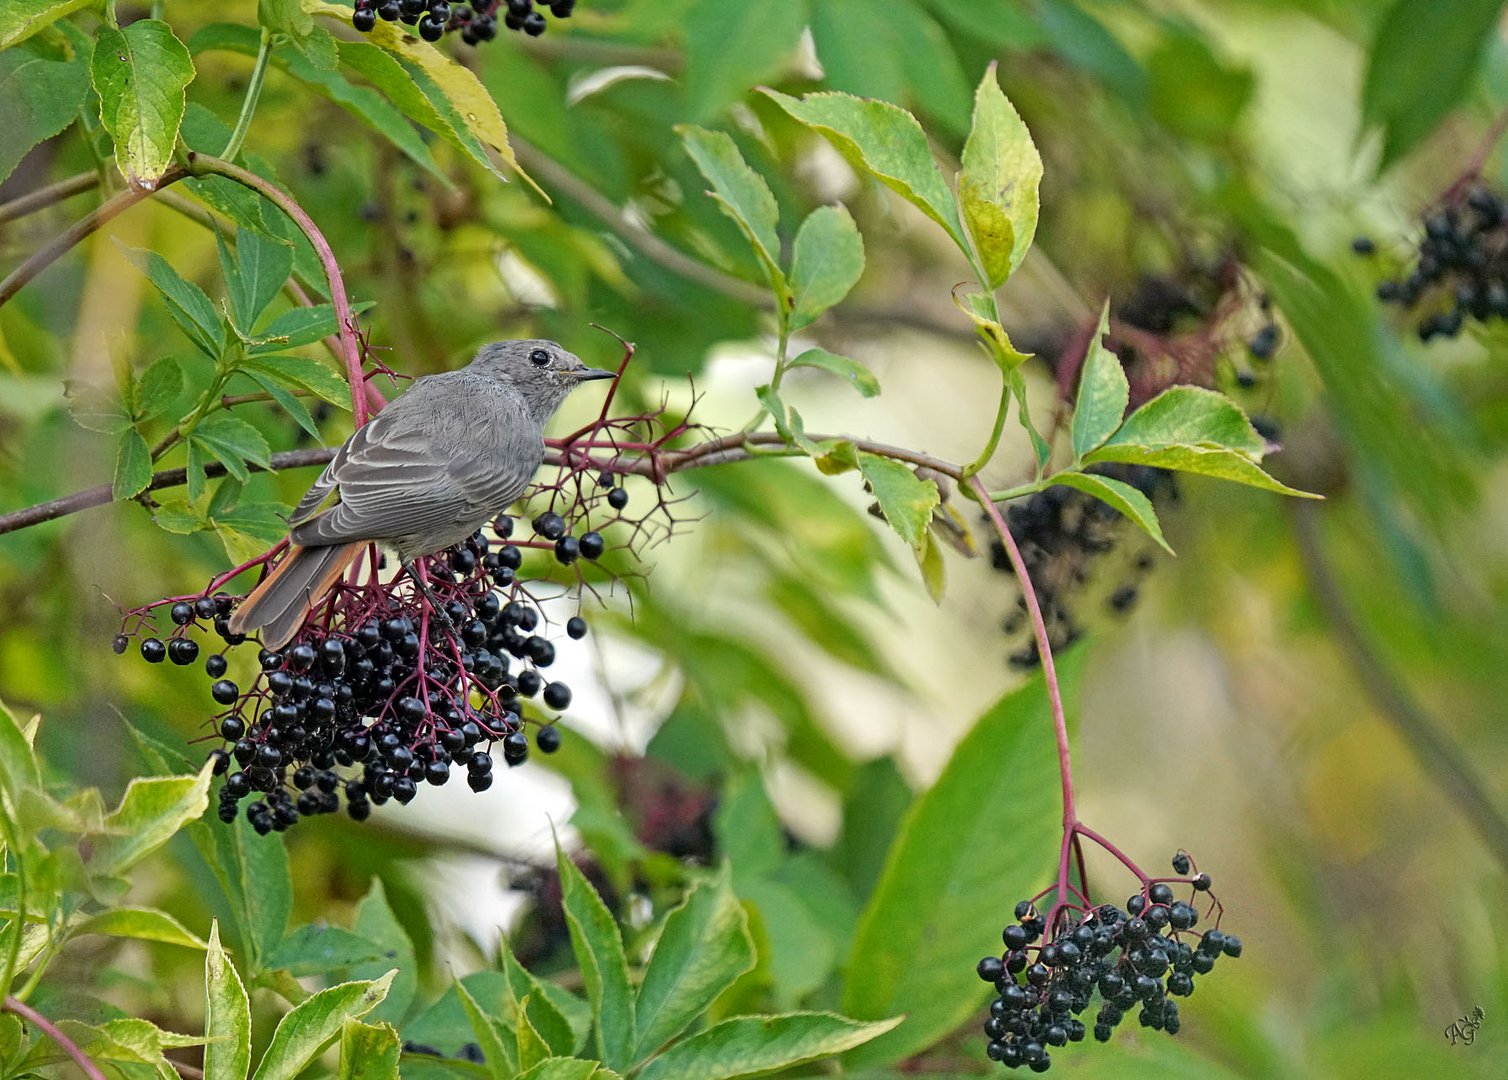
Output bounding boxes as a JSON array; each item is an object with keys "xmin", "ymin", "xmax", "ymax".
[
  {"xmin": 190, "ymin": 23, "xmax": 446, "ymax": 180},
  {"xmin": 261, "ymin": 0, "xmax": 338, "ymax": 70},
  {"xmin": 857, "ymin": 452, "xmax": 939, "ymax": 553},
  {"xmin": 637, "ymin": 1013, "xmax": 902, "ymax": 1080},
  {"xmin": 240, "ymin": 353, "xmax": 353, "ymax": 407},
  {"xmin": 517, "ymin": 1061, "xmax": 604, "ymax": 1080},
  {"xmin": 1363, "ymin": 0, "xmax": 1502, "ymax": 169},
  {"xmin": 555, "ymin": 844, "xmax": 635, "ymax": 1070},
  {"xmin": 787, "ymin": 347, "xmax": 879, "ymax": 398},
  {"xmin": 64, "ymin": 381, "xmax": 131, "ymax": 435},
  {"xmin": 500, "ymin": 942, "xmax": 577, "ymax": 1057},
  {"xmin": 303, "ymin": 1, "xmax": 535, "ymax": 189},
  {"xmin": 247, "ymin": 371, "xmax": 321, "ymax": 438},
  {"xmin": 263, "ymin": 924, "xmax": 389, "ymax": 976},
  {"xmin": 0, "ymin": 38, "xmax": 91, "ymax": 186},
  {"xmin": 112, "ymin": 429, "xmax": 152, "ymax": 500},
  {"xmin": 153, "ymin": 500, "xmax": 207, "ymax": 534},
  {"xmin": 1103, "ymin": 385, "xmax": 1265, "ymax": 457},
  {"xmin": 250, "ymin": 972, "xmax": 394, "ymax": 1080},
  {"xmin": 958, "ymin": 63, "xmax": 1041, "ymax": 287},
  {"xmin": 683, "ymin": 0, "xmax": 809, "ymax": 121},
  {"xmin": 455, "ymin": 977, "xmax": 517, "ymax": 1080},
  {"xmin": 188, "ymin": 812, "xmax": 292, "ymax": 972},
  {"xmin": 205, "ymin": 921, "xmax": 252, "ymax": 1080},
  {"xmin": 0, "ymin": 698, "xmax": 42, "ymax": 801},
  {"xmin": 789, "ymin": 206, "xmax": 865, "ymax": 331},
  {"xmin": 677, "ymin": 126, "xmax": 785, "ymax": 291},
  {"xmin": 125, "ymin": 246, "xmax": 225, "ymax": 359},
  {"xmin": 841, "ymin": 664, "xmax": 1080, "ymax": 1066},
  {"xmin": 90, "ymin": 20, "xmax": 195, "ymax": 190},
  {"xmin": 0, "ymin": 0, "xmax": 94, "ymax": 51},
  {"xmin": 351, "ymin": 878, "xmax": 417, "ymax": 1025},
  {"xmin": 517, "ymin": 998, "xmax": 552, "ymax": 1070},
  {"xmin": 916, "ymin": 529, "xmax": 946, "ymax": 603},
  {"xmin": 1049, "ymin": 472, "xmax": 1173, "ymax": 555},
  {"xmin": 74, "ymin": 907, "xmax": 208, "ymax": 950},
  {"xmin": 337, "ymin": 1020, "xmax": 401, "ymax": 1080},
  {"xmin": 247, "ymin": 305, "xmax": 343, "ymax": 353},
  {"xmin": 224, "ymin": 227, "xmax": 294, "ymax": 332},
  {"xmin": 189, "ymin": 414, "xmax": 273, "ymax": 481},
  {"xmin": 136, "ymin": 356, "xmax": 184, "ymax": 420},
  {"xmin": 96, "ymin": 763, "xmax": 214, "ymax": 877},
  {"xmin": 951, "ymin": 290, "xmax": 1029, "ymax": 373},
  {"xmin": 1082, "ymin": 443, "xmax": 1321, "ymax": 498},
  {"xmin": 761, "ymin": 88, "xmax": 966, "ymax": 250},
  {"xmin": 633, "ymin": 866, "xmax": 756, "ymax": 1062},
  {"xmin": 1069, "ymin": 303, "xmax": 1127, "ymax": 459}
]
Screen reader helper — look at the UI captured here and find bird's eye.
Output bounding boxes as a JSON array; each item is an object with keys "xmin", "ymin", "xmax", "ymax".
[{"xmin": 529, "ymin": 348, "xmax": 551, "ymax": 367}]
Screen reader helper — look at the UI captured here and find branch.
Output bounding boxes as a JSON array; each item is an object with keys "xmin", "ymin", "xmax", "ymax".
[
  {"xmin": 510, "ymin": 137, "xmax": 771, "ymax": 308},
  {"xmin": 0, "ymin": 430, "xmax": 963, "ymax": 538},
  {"xmin": 3, "ymin": 996, "xmax": 107, "ymax": 1080},
  {"xmin": 0, "ymin": 166, "xmax": 187, "ymax": 310},
  {"xmin": 1290, "ymin": 501, "xmax": 1508, "ymax": 874},
  {"xmin": 0, "ymin": 172, "xmax": 101, "ymax": 226},
  {"xmin": 0, "ymin": 449, "xmax": 335, "ymax": 535}
]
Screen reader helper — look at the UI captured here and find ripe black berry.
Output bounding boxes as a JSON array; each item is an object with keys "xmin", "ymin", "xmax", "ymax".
[
  {"xmin": 353, "ymin": 6, "xmax": 377, "ymax": 30},
  {"xmin": 502, "ymin": 731, "xmax": 529, "ymax": 764},
  {"xmin": 205, "ymin": 654, "xmax": 229, "ymax": 678},
  {"xmin": 533, "ymin": 512, "xmax": 567, "ymax": 540},
  {"xmin": 211, "ymin": 679, "xmax": 240, "ymax": 705},
  {"xmin": 566, "ymin": 616, "xmax": 587, "ymax": 639},
  {"xmin": 522, "ymin": 10, "xmax": 546, "ymax": 33},
  {"xmin": 168, "ymin": 638, "xmax": 199, "ymax": 665},
  {"xmin": 578, "ymin": 531, "xmax": 605, "ymax": 560},
  {"xmin": 607, "ymin": 486, "xmax": 629, "ymax": 510},
  {"xmin": 535, "ymin": 725, "xmax": 561, "ymax": 753},
  {"xmin": 170, "ymin": 602, "xmax": 194, "ymax": 626},
  {"xmin": 418, "ymin": 14, "xmax": 444, "ymax": 40},
  {"xmin": 554, "ymin": 536, "xmax": 579, "ymax": 565},
  {"xmin": 542, "ymin": 681, "xmax": 571, "ymax": 710}
]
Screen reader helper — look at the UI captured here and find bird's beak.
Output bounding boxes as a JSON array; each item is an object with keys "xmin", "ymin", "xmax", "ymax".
[{"xmin": 574, "ymin": 367, "xmax": 617, "ymax": 381}]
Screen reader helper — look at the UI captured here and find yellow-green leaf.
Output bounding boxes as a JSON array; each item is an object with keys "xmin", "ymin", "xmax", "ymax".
[
  {"xmin": 958, "ymin": 63, "xmax": 1041, "ymax": 286},
  {"xmin": 91, "ymin": 20, "xmax": 195, "ymax": 190}
]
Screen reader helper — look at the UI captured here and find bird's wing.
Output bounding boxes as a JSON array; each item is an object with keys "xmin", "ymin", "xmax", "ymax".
[{"xmin": 289, "ymin": 379, "xmax": 476, "ymax": 546}]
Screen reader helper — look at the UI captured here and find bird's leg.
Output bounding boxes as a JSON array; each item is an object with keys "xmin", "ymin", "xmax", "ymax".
[{"xmin": 403, "ymin": 559, "xmax": 455, "ymax": 637}]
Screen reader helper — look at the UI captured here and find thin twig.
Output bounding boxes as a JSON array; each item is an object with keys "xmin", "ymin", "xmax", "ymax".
[
  {"xmin": 0, "ymin": 167, "xmax": 188, "ymax": 309},
  {"xmin": 510, "ymin": 137, "xmax": 771, "ymax": 307},
  {"xmin": 3, "ymin": 996, "xmax": 107, "ymax": 1080},
  {"xmin": 1289, "ymin": 502, "xmax": 1508, "ymax": 873},
  {"xmin": 0, "ymin": 173, "xmax": 101, "ymax": 226}
]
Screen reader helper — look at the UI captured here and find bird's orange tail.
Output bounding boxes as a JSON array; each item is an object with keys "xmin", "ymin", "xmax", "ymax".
[{"xmin": 227, "ymin": 542, "xmax": 363, "ymax": 650}]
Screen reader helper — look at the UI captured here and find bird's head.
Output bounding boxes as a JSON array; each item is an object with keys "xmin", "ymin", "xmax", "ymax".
[{"xmin": 469, "ymin": 339, "xmax": 615, "ymax": 422}]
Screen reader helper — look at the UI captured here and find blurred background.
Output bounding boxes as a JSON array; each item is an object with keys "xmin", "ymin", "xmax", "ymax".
[{"xmin": 3, "ymin": 0, "xmax": 1507, "ymax": 1075}]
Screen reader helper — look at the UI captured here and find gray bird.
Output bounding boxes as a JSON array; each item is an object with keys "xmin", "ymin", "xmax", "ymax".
[{"xmin": 228, "ymin": 339, "xmax": 614, "ymax": 649}]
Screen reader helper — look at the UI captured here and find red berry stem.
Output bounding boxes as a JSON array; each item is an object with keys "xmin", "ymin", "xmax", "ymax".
[{"xmin": 185, "ymin": 154, "xmax": 386, "ymax": 426}]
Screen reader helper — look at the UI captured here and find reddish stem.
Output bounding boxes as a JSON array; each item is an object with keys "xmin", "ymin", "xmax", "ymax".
[
  {"xmin": 3, "ymin": 996, "xmax": 107, "ymax": 1080},
  {"xmin": 186, "ymin": 154, "xmax": 380, "ymax": 426},
  {"xmin": 970, "ymin": 476, "xmax": 1075, "ymax": 828}
]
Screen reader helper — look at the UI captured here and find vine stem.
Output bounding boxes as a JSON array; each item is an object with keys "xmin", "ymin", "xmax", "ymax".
[
  {"xmin": 969, "ymin": 474, "xmax": 1075, "ymax": 830},
  {"xmin": 3, "ymin": 996, "xmax": 107, "ymax": 1080},
  {"xmin": 186, "ymin": 154, "xmax": 381, "ymax": 424},
  {"xmin": 220, "ymin": 29, "xmax": 272, "ymax": 163}
]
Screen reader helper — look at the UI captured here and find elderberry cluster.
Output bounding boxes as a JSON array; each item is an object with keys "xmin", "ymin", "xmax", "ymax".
[
  {"xmin": 1361, "ymin": 182, "xmax": 1508, "ymax": 342},
  {"xmin": 350, "ymin": 0, "xmax": 577, "ymax": 43},
  {"xmin": 975, "ymin": 855, "xmax": 1240, "ymax": 1071},
  {"xmin": 992, "ymin": 465, "xmax": 1178, "ymax": 668},
  {"xmin": 116, "ymin": 496, "xmax": 631, "ymax": 833}
]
